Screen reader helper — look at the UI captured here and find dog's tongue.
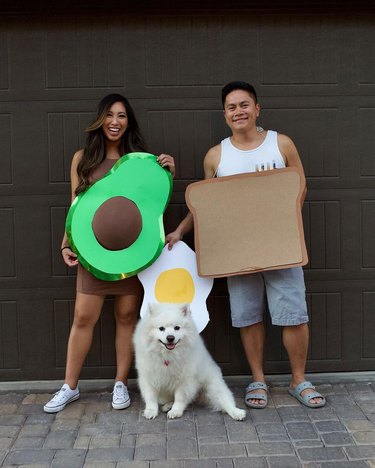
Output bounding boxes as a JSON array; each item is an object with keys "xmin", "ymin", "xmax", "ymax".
[{"xmin": 166, "ymin": 343, "xmax": 176, "ymax": 350}]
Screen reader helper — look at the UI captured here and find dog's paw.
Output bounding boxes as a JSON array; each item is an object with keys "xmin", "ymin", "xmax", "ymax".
[
  {"xmin": 228, "ymin": 408, "xmax": 246, "ymax": 421},
  {"xmin": 167, "ymin": 408, "xmax": 183, "ymax": 419},
  {"xmin": 143, "ymin": 408, "xmax": 158, "ymax": 419},
  {"xmin": 161, "ymin": 402, "xmax": 173, "ymax": 412}
]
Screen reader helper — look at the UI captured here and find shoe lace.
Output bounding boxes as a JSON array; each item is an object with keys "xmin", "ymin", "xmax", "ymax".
[
  {"xmin": 51, "ymin": 387, "xmax": 67, "ymax": 403},
  {"xmin": 113, "ymin": 383, "xmax": 128, "ymax": 401}
]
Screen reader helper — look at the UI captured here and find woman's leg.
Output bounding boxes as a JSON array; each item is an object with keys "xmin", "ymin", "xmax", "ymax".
[
  {"xmin": 113, "ymin": 293, "xmax": 142, "ymax": 384},
  {"xmin": 65, "ymin": 292, "xmax": 105, "ymax": 389}
]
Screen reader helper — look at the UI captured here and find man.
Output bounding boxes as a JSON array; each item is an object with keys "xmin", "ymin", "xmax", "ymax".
[{"xmin": 166, "ymin": 81, "xmax": 325, "ymax": 409}]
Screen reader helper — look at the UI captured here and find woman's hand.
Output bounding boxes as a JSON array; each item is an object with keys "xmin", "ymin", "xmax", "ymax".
[
  {"xmin": 165, "ymin": 230, "xmax": 183, "ymax": 250},
  {"xmin": 157, "ymin": 153, "xmax": 175, "ymax": 178},
  {"xmin": 61, "ymin": 247, "xmax": 79, "ymax": 267}
]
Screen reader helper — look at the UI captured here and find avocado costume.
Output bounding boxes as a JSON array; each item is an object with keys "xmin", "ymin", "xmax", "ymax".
[{"xmin": 66, "ymin": 152, "xmax": 173, "ymax": 280}]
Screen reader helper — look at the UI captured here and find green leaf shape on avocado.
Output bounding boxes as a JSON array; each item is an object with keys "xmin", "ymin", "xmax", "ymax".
[{"xmin": 65, "ymin": 152, "xmax": 173, "ymax": 280}]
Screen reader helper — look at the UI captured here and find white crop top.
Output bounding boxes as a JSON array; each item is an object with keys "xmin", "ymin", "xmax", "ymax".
[{"xmin": 216, "ymin": 130, "xmax": 285, "ymax": 177}]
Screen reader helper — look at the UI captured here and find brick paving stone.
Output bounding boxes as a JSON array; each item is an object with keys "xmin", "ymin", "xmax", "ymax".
[
  {"xmin": 13, "ymin": 436, "xmax": 45, "ymax": 449},
  {"xmin": 167, "ymin": 419, "xmax": 196, "ymax": 439},
  {"xmin": 55, "ymin": 403, "xmax": 85, "ymax": 419},
  {"xmin": 352, "ymin": 431, "xmax": 375, "ymax": 444},
  {"xmin": 43, "ymin": 429, "xmax": 77, "ymax": 449},
  {"xmin": 267, "ymin": 455, "xmax": 301, "ymax": 467},
  {"xmin": 79, "ymin": 422, "xmax": 123, "ymax": 436},
  {"xmin": 0, "ymin": 450, "xmax": 7, "ymax": 465},
  {"xmin": 216, "ymin": 459, "xmax": 235, "ymax": 468},
  {"xmin": 197, "ymin": 423, "xmax": 227, "ymax": 439},
  {"xmin": 346, "ymin": 383, "xmax": 374, "ymax": 393},
  {"xmin": 249, "ymin": 409, "xmax": 281, "ymax": 424},
  {"xmin": 0, "ymin": 414, "xmax": 26, "ymax": 425},
  {"xmin": 0, "ymin": 425, "xmax": 19, "ymax": 437},
  {"xmin": 293, "ymin": 440, "xmax": 323, "ymax": 448},
  {"xmin": 51, "ymin": 418, "xmax": 81, "ymax": 431},
  {"xmin": 50, "ymin": 448, "xmax": 87, "ymax": 468},
  {"xmin": 183, "ymin": 461, "xmax": 215, "ymax": 468},
  {"xmin": 200, "ymin": 443, "xmax": 246, "ymax": 459},
  {"xmin": 0, "ymin": 403, "xmax": 18, "ymax": 414},
  {"xmin": 17, "ymin": 404, "xmax": 44, "ymax": 415},
  {"xmin": 3, "ymin": 449, "xmax": 56, "ymax": 465},
  {"xmin": 121, "ymin": 434, "xmax": 137, "ymax": 448},
  {"xmin": 306, "ymin": 407, "xmax": 339, "ymax": 422},
  {"xmin": 84, "ymin": 463, "xmax": 116, "ymax": 467},
  {"xmin": 85, "ymin": 447, "xmax": 134, "ymax": 462},
  {"xmin": 25, "ymin": 413, "xmax": 55, "ymax": 425},
  {"xmin": 0, "ymin": 437, "xmax": 13, "ymax": 449},
  {"xmin": 286, "ymin": 422, "xmax": 319, "ymax": 441},
  {"xmin": 319, "ymin": 463, "xmax": 369, "ymax": 468},
  {"xmin": 345, "ymin": 420, "xmax": 375, "ymax": 432},
  {"xmin": 297, "ymin": 447, "xmax": 347, "ymax": 462},
  {"xmin": 135, "ymin": 443, "xmax": 166, "ymax": 461},
  {"xmin": 245, "ymin": 442, "xmax": 294, "ymax": 456},
  {"xmin": 73, "ymin": 435, "xmax": 91, "ymax": 449},
  {"xmin": 330, "ymin": 384, "xmax": 349, "ymax": 395},
  {"xmin": 97, "ymin": 411, "xmax": 139, "ymax": 424},
  {"xmin": 90, "ymin": 435, "xmax": 121, "ymax": 448},
  {"xmin": 255, "ymin": 423, "xmax": 287, "ymax": 437},
  {"xmin": 270, "ymin": 393, "xmax": 298, "ymax": 407},
  {"xmin": 258, "ymin": 434, "xmax": 290, "ymax": 443},
  {"xmin": 233, "ymin": 457, "xmax": 267, "ymax": 467},
  {"xmin": 277, "ymin": 406, "xmax": 309, "ymax": 423},
  {"xmin": 358, "ymin": 402, "xmax": 375, "ymax": 415},
  {"xmin": 314, "ymin": 420, "xmax": 347, "ymax": 433},
  {"xmin": 123, "ymin": 421, "xmax": 166, "ymax": 436},
  {"xmin": 118, "ymin": 462, "xmax": 150, "ymax": 468},
  {"xmin": 226, "ymin": 423, "xmax": 258, "ymax": 443},
  {"xmin": 167, "ymin": 437, "xmax": 198, "ymax": 459},
  {"xmin": 195, "ymin": 411, "xmax": 225, "ymax": 426},
  {"xmin": 332, "ymin": 404, "xmax": 367, "ymax": 420},
  {"xmin": 18, "ymin": 423, "xmax": 50, "ymax": 437},
  {"xmin": 321, "ymin": 432, "xmax": 355, "ymax": 446},
  {"xmin": 0, "ymin": 394, "xmax": 24, "ymax": 404}
]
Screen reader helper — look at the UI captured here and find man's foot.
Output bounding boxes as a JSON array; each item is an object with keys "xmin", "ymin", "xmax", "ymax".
[
  {"xmin": 245, "ymin": 381, "xmax": 268, "ymax": 408},
  {"xmin": 112, "ymin": 381, "xmax": 131, "ymax": 410},
  {"xmin": 43, "ymin": 384, "xmax": 80, "ymax": 413},
  {"xmin": 288, "ymin": 381, "xmax": 326, "ymax": 408}
]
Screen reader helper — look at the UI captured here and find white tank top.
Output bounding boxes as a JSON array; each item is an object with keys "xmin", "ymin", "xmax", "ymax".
[{"xmin": 216, "ymin": 130, "xmax": 285, "ymax": 177}]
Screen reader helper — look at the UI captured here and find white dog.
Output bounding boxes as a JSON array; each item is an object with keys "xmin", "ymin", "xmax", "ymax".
[{"xmin": 133, "ymin": 302, "xmax": 246, "ymax": 420}]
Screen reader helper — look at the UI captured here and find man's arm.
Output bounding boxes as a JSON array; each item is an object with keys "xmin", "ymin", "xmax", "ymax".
[
  {"xmin": 165, "ymin": 144, "xmax": 221, "ymax": 249},
  {"xmin": 278, "ymin": 134, "xmax": 307, "ymax": 206}
]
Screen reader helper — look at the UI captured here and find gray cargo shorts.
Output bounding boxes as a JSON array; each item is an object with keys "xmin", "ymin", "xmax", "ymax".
[{"xmin": 227, "ymin": 267, "xmax": 309, "ymax": 327}]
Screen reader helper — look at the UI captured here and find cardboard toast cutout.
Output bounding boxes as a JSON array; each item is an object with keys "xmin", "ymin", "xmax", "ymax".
[{"xmin": 186, "ymin": 167, "xmax": 308, "ymax": 278}]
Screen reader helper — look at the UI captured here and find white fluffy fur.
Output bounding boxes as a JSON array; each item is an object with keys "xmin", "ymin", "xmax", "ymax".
[{"xmin": 133, "ymin": 302, "xmax": 246, "ymax": 420}]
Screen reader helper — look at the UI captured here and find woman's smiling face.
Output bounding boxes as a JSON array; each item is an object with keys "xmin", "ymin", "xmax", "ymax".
[{"xmin": 102, "ymin": 101, "xmax": 128, "ymax": 143}]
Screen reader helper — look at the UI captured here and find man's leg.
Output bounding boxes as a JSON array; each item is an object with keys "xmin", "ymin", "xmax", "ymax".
[
  {"xmin": 240, "ymin": 321, "xmax": 267, "ymax": 407},
  {"xmin": 283, "ymin": 323, "xmax": 323, "ymax": 405}
]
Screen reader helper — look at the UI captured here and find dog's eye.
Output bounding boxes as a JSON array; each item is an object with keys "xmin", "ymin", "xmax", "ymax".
[
  {"xmin": 159, "ymin": 327, "xmax": 165, "ymax": 331},
  {"xmin": 174, "ymin": 326, "xmax": 180, "ymax": 331}
]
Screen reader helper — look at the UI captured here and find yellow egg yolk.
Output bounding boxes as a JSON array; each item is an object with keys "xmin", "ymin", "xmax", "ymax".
[{"xmin": 154, "ymin": 268, "xmax": 195, "ymax": 303}]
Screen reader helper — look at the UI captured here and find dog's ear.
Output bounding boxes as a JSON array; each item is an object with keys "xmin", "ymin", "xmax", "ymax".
[
  {"xmin": 147, "ymin": 302, "xmax": 157, "ymax": 316},
  {"xmin": 180, "ymin": 303, "xmax": 191, "ymax": 317}
]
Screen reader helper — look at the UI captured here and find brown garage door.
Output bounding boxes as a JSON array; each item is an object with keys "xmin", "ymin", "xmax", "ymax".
[{"xmin": 0, "ymin": 10, "xmax": 374, "ymax": 381}]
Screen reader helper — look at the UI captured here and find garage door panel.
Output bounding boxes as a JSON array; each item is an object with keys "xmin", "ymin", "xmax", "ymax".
[{"xmin": 0, "ymin": 12, "xmax": 373, "ymax": 380}]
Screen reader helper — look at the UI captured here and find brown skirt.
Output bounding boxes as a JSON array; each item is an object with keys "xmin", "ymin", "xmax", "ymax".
[{"xmin": 76, "ymin": 264, "xmax": 144, "ymax": 297}]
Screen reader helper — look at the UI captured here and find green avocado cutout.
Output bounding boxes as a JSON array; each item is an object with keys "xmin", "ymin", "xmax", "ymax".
[{"xmin": 66, "ymin": 152, "xmax": 173, "ymax": 280}]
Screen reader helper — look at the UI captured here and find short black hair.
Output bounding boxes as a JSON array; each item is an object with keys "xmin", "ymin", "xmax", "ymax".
[{"xmin": 221, "ymin": 81, "xmax": 258, "ymax": 107}]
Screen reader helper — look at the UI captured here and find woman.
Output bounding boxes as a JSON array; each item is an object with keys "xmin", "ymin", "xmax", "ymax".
[{"xmin": 44, "ymin": 94, "xmax": 175, "ymax": 413}]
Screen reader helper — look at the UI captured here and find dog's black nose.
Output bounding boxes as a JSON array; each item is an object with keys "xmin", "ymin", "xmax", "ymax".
[{"xmin": 167, "ymin": 335, "xmax": 175, "ymax": 343}]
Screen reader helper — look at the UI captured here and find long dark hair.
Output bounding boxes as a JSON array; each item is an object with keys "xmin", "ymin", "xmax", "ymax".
[{"xmin": 75, "ymin": 94, "xmax": 147, "ymax": 195}]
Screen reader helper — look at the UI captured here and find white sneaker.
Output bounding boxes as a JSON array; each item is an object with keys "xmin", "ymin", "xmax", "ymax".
[
  {"xmin": 43, "ymin": 384, "xmax": 80, "ymax": 413},
  {"xmin": 112, "ymin": 381, "xmax": 131, "ymax": 410}
]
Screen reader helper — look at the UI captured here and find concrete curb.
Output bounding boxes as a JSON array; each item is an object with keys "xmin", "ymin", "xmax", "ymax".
[{"xmin": 1, "ymin": 371, "xmax": 375, "ymax": 393}]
